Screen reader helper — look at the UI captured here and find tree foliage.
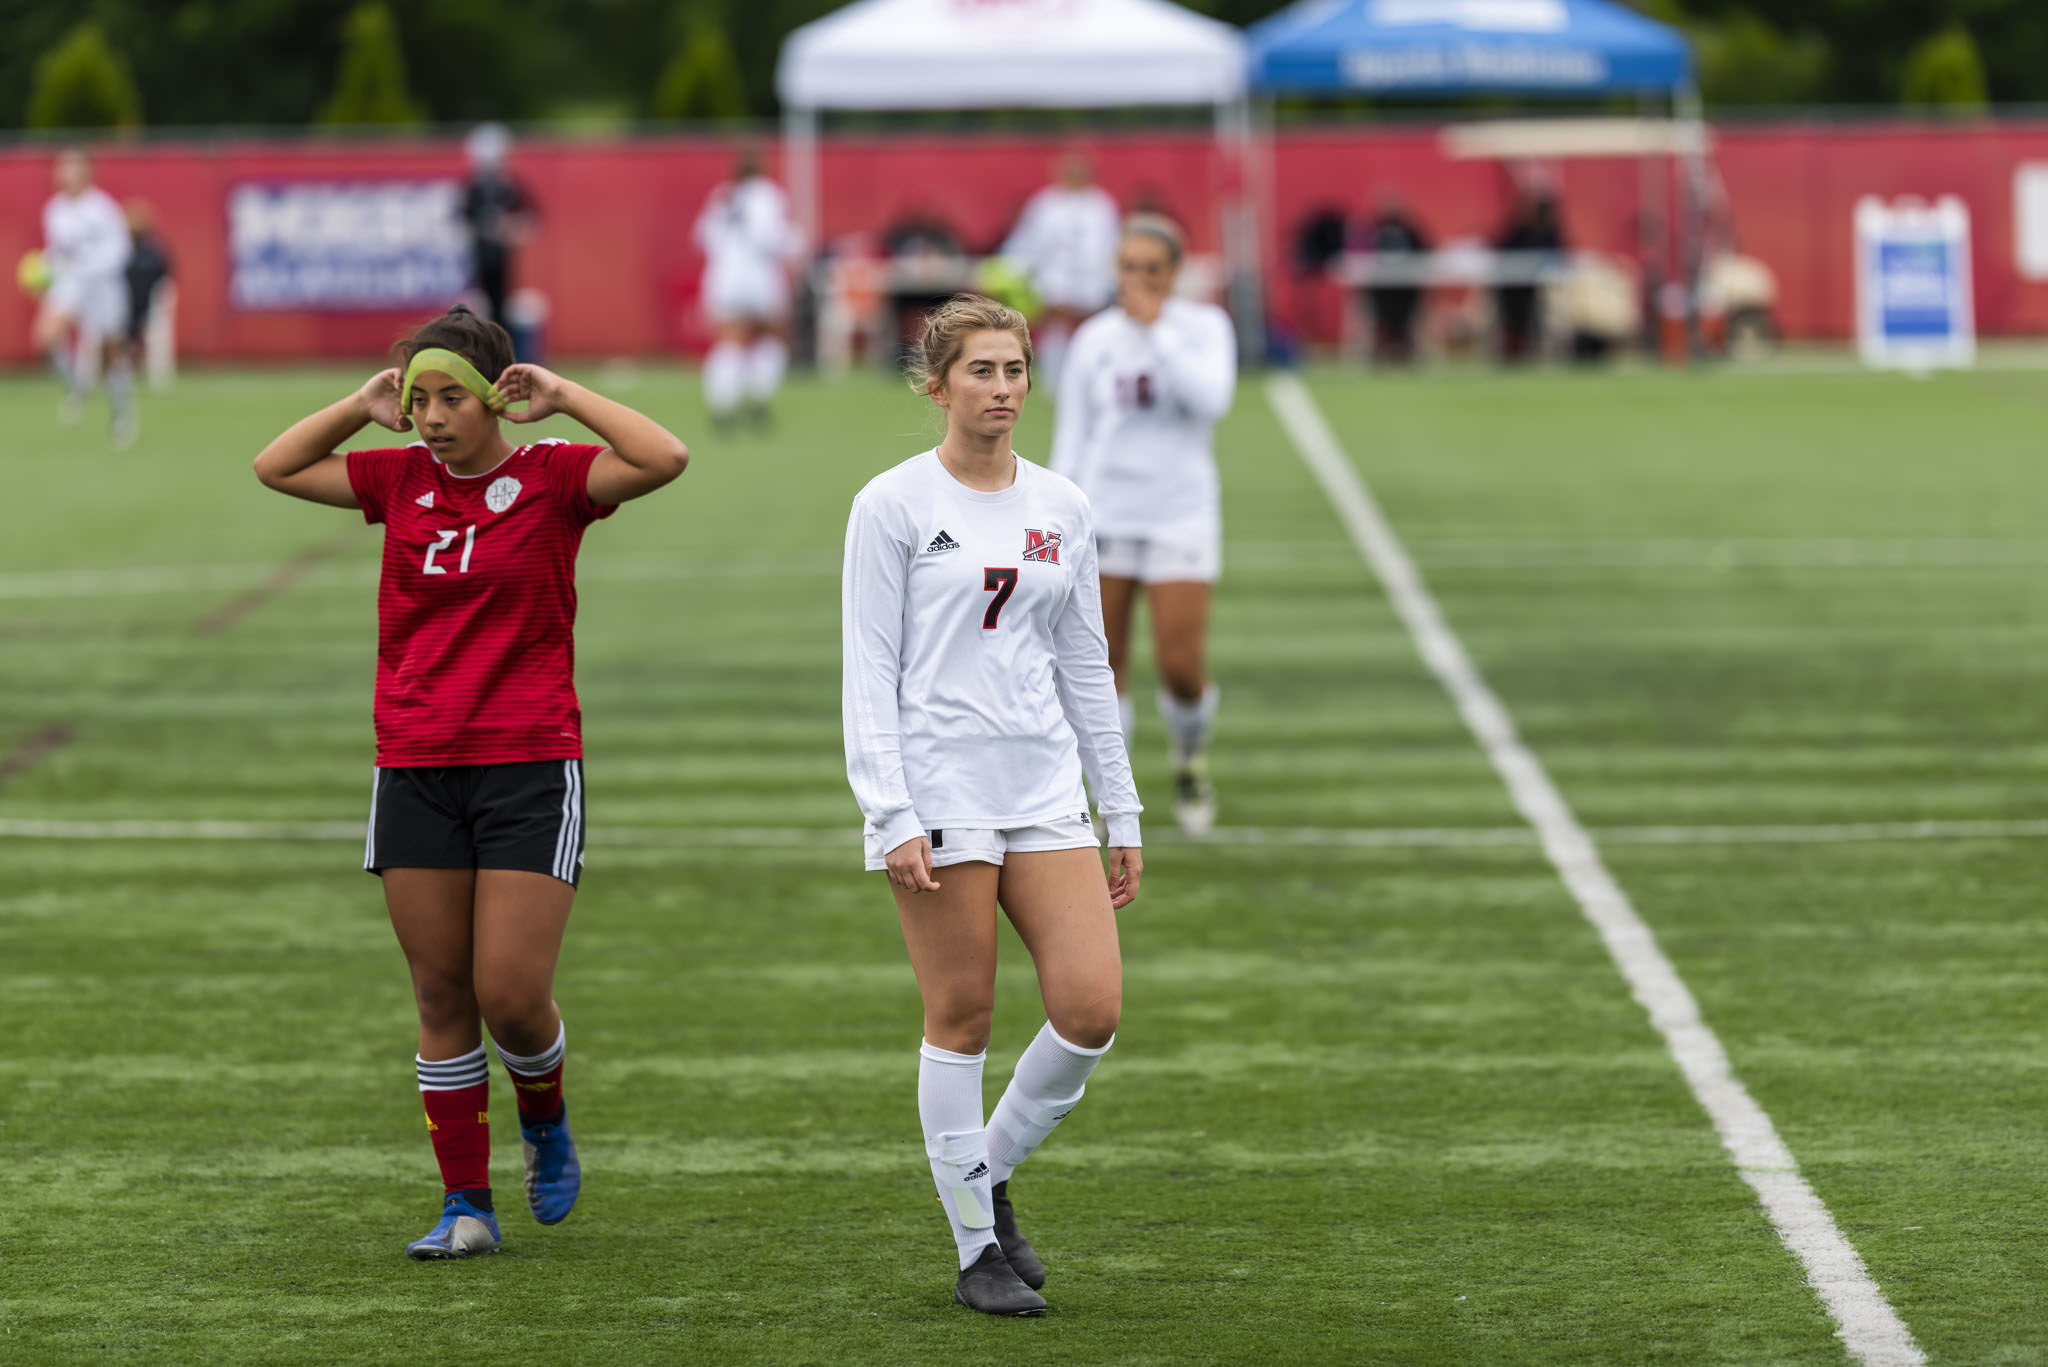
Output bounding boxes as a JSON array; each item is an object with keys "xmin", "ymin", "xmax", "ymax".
[
  {"xmin": 1900, "ymin": 24, "xmax": 1989, "ymax": 111},
  {"xmin": 653, "ymin": 21, "xmax": 750, "ymax": 121},
  {"xmin": 0, "ymin": 0, "xmax": 2044, "ymax": 125},
  {"xmin": 318, "ymin": 3, "xmax": 426, "ymax": 127},
  {"xmin": 24, "ymin": 21, "xmax": 143, "ymax": 130}
]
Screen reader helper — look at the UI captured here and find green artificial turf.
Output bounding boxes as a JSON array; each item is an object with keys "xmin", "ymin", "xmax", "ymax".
[{"xmin": 0, "ymin": 359, "xmax": 2041, "ymax": 1363}]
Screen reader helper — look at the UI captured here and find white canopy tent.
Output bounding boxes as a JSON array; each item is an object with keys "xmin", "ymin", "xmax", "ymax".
[{"xmin": 775, "ymin": 0, "xmax": 1260, "ymax": 355}]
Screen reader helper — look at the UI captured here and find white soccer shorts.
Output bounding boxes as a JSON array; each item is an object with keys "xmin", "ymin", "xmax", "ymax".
[
  {"xmin": 1096, "ymin": 522, "xmax": 1222, "ymax": 585},
  {"xmin": 864, "ymin": 813, "xmax": 1100, "ymax": 871},
  {"xmin": 702, "ymin": 263, "xmax": 789, "ymax": 324},
  {"xmin": 47, "ymin": 269, "xmax": 128, "ymax": 338}
]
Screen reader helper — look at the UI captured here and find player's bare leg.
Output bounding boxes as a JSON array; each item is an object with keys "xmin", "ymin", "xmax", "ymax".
[
  {"xmin": 1099, "ymin": 573, "xmax": 1142, "ymax": 749},
  {"xmin": 893, "ymin": 860, "xmax": 1045, "ymax": 1315},
  {"xmin": 385, "ymin": 868, "xmax": 484, "ymax": 1059},
  {"xmin": 384, "ymin": 868, "xmax": 501, "ymax": 1256},
  {"xmin": 1149, "ymin": 579, "xmax": 1218, "ymax": 834},
  {"xmin": 985, "ymin": 847, "xmax": 1125, "ymax": 1289},
  {"xmin": 473, "ymin": 869, "xmax": 580, "ymax": 1225}
]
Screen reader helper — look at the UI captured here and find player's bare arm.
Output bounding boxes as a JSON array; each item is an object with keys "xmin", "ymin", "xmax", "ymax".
[
  {"xmin": 496, "ymin": 363, "xmax": 688, "ymax": 506},
  {"xmin": 252, "ymin": 368, "xmax": 409, "ymax": 508}
]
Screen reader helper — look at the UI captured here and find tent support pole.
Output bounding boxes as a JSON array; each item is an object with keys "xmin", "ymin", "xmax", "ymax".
[
  {"xmin": 1676, "ymin": 81, "xmax": 1709, "ymax": 362},
  {"xmin": 1218, "ymin": 95, "xmax": 1266, "ymax": 368},
  {"xmin": 784, "ymin": 104, "xmax": 820, "ymax": 369}
]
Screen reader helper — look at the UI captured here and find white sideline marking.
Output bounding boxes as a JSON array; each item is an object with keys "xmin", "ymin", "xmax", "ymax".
[
  {"xmin": 1266, "ymin": 373, "xmax": 1924, "ymax": 1367},
  {"xmin": 0, "ymin": 815, "xmax": 2044, "ymax": 854},
  {"xmin": 0, "ymin": 819, "xmax": 2039, "ymax": 860}
]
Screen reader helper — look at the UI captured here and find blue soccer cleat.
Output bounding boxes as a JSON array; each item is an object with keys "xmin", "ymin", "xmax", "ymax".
[
  {"xmin": 406, "ymin": 1191, "xmax": 501, "ymax": 1260},
  {"xmin": 521, "ymin": 1112, "xmax": 582, "ymax": 1225}
]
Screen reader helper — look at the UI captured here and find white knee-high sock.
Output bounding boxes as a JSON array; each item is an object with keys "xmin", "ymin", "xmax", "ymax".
[
  {"xmin": 986, "ymin": 1023, "xmax": 1113, "ymax": 1187},
  {"xmin": 1158, "ymin": 682, "xmax": 1220, "ymax": 763},
  {"xmin": 107, "ymin": 357, "xmax": 135, "ymax": 423},
  {"xmin": 918, "ymin": 1040, "xmax": 998, "ymax": 1269},
  {"xmin": 1117, "ymin": 692, "xmax": 1137, "ymax": 753},
  {"xmin": 744, "ymin": 337, "xmax": 786, "ymax": 403},
  {"xmin": 703, "ymin": 340, "xmax": 746, "ymax": 416}
]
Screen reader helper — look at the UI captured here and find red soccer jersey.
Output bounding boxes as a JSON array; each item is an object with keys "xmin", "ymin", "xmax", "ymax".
[{"xmin": 345, "ymin": 438, "xmax": 614, "ymax": 767}]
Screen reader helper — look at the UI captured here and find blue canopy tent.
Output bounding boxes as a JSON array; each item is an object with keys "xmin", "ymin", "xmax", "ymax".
[
  {"xmin": 1244, "ymin": 0, "xmax": 1707, "ymax": 359},
  {"xmin": 1245, "ymin": 0, "xmax": 1691, "ymax": 99}
]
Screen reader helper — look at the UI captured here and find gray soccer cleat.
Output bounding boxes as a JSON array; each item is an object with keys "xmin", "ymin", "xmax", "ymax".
[
  {"xmin": 990, "ymin": 1181, "xmax": 1045, "ymax": 1289},
  {"xmin": 953, "ymin": 1243, "xmax": 1046, "ymax": 1316}
]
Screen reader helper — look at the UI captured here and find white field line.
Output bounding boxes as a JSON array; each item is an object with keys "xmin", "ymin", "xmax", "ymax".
[
  {"xmin": 3, "ymin": 815, "xmax": 2046, "ymax": 853},
  {"xmin": 1266, "ymin": 373, "xmax": 1924, "ymax": 1367},
  {"xmin": 9, "ymin": 537, "xmax": 2042, "ymax": 603}
]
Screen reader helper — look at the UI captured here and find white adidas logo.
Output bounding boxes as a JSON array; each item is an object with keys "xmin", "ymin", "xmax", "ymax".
[{"xmin": 416, "ymin": 491, "xmax": 435, "ymax": 508}]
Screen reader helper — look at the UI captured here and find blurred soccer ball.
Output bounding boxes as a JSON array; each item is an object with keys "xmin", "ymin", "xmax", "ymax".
[
  {"xmin": 973, "ymin": 256, "xmax": 1039, "ymax": 318},
  {"xmin": 16, "ymin": 250, "xmax": 51, "ymax": 297}
]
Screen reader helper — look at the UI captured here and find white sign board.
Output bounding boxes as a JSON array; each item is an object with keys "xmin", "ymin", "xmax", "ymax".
[
  {"xmin": 1854, "ymin": 196, "xmax": 1974, "ymax": 370},
  {"xmin": 229, "ymin": 180, "xmax": 469, "ymax": 311},
  {"xmin": 2013, "ymin": 164, "xmax": 2048, "ymax": 281}
]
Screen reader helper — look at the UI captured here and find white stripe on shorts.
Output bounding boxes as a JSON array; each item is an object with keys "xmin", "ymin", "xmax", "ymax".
[
  {"xmin": 363, "ymin": 767, "xmax": 381, "ymax": 871},
  {"xmin": 552, "ymin": 760, "xmax": 583, "ymax": 882}
]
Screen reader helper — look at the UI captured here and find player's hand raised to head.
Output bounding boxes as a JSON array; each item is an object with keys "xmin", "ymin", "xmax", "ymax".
[
  {"xmin": 885, "ymin": 836, "xmax": 942, "ymax": 894},
  {"xmin": 497, "ymin": 363, "xmax": 570, "ymax": 424},
  {"xmin": 1106, "ymin": 846, "xmax": 1141, "ymax": 909},
  {"xmin": 358, "ymin": 368, "xmax": 411, "ymax": 431}
]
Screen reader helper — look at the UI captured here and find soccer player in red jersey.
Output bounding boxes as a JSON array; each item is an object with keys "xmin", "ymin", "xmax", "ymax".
[{"xmin": 252, "ymin": 305, "xmax": 687, "ymax": 1258}]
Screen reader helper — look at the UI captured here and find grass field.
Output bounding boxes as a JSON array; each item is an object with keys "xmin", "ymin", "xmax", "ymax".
[{"xmin": 2, "ymin": 357, "xmax": 2044, "ymax": 1365}]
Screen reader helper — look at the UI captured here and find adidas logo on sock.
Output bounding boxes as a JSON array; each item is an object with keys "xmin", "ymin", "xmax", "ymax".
[
  {"xmin": 965, "ymin": 1161, "xmax": 989, "ymax": 1182},
  {"xmin": 925, "ymin": 530, "xmax": 961, "ymax": 554}
]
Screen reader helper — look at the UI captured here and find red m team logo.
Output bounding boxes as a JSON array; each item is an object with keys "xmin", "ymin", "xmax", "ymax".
[{"xmin": 1022, "ymin": 528, "xmax": 1062, "ymax": 565}]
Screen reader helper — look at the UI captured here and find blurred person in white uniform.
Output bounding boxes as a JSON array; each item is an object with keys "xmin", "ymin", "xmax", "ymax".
[
  {"xmin": 694, "ymin": 145, "xmax": 798, "ymax": 433},
  {"xmin": 1049, "ymin": 215, "xmax": 1236, "ymax": 835},
  {"xmin": 36, "ymin": 147, "xmax": 136, "ymax": 446},
  {"xmin": 1000, "ymin": 153, "xmax": 1119, "ymax": 395},
  {"xmin": 842, "ymin": 295, "xmax": 1141, "ymax": 1318}
]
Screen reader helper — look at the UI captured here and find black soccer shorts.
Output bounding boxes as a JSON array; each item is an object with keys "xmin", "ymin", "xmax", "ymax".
[{"xmin": 364, "ymin": 759, "xmax": 586, "ymax": 887}]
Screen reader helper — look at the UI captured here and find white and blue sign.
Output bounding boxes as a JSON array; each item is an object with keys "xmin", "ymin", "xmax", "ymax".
[
  {"xmin": 229, "ymin": 180, "xmax": 468, "ymax": 311},
  {"xmin": 1855, "ymin": 196, "xmax": 1974, "ymax": 369}
]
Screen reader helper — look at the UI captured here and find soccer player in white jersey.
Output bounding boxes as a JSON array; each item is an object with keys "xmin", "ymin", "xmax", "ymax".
[
  {"xmin": 36, "ymin": 147, "xmax": 137, "ymax": 446},
  {"xmin": 1000, "ymin": 153, "xmax": 1119, "ymax": 396},
  {"xmin": 842, "ymin": 295, "xmax": 1142, "ymax": 1317},
  {"xmin": 1050, "ymin": 215, "xmax": 1237, "ymax": 835},
  {"xmin": 693, "ymin": 146, "xmax": 798, "ymax": 433}
]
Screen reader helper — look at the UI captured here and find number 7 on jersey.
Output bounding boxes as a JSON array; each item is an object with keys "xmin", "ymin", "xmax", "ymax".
[{"xmin": 981, "ymin": 567, "xmax": 1018, "ymax": 629}]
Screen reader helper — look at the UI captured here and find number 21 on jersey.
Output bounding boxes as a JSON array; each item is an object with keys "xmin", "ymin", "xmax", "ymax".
[{"xmin": 423, "ymin": 525, "xmax": 476, "ymax": 575}]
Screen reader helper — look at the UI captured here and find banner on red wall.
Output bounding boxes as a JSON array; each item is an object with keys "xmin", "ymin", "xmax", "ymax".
[{"xmin": 227, "ymin": 180, "xmax": 468, "ymax": 310}]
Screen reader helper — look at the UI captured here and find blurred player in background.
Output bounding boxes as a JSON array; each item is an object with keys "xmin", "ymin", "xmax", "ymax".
[
  {"xmin": 122, "ymin": 201, "xmax": 173, "ymax": 378},
  {"xmin": 1000, "ymin": 152, "xmax": 1119, "ymax": 395},
  {"xmin": 251, "ymin": 305, "xmax": 689, "ymax": 1260},
  {"xmin": 1050, "ymin": 215, "xmax": 1237, "ymax": 835},
  {"xmin": 694, "ymin": 145, "xmax": 797, "ymax": 433},
  {"xmin": 460, "ymin": 123, "xmax": 534, "ymax": 334},
  {"xmin": 842, "ymin": 296, "xmax": 1141, "ymax": 1317},
  {"xmin": 35, "ymin": 147, "xmax": 136, "ymax": 446}
]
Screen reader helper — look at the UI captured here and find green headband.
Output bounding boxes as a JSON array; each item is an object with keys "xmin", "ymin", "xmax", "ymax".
[{"xmin": 401, "ymin": 347, "xmax": 506, "ymax": 416}]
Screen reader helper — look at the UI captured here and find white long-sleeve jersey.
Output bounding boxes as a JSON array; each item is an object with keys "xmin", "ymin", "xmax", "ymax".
[
  {"xmin": 1001, "ymin": 185, "xmax": 1120, "ymax": 312},
  {"xmin": 842, "ymin": 450, "xmax": 1142, "ymax": 857},
  {"xmin": 1049, "ymin": 298, "xmax": 1238, "ymax": 538},
  {"xmin": 694, "ymin": 176, "xmax": 796, "ymax": 279},
  {"xmin": 42, "ymin": 187, "xmax": 130, "ymax": 284}
]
